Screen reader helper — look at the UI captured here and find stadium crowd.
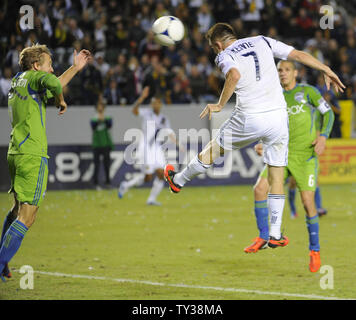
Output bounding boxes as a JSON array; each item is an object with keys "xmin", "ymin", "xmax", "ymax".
[{"xmin": 0, "ymin": 0, "xmax": 355, "ymax": 135}]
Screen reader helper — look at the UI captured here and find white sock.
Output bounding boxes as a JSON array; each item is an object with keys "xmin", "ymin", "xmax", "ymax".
[
  {"xmin": 173, "ymin": 155, "xmax": 211, "ymax": 187},
  {"xmin": 147, "ymin": 177, "xmax": 164, "ymax": 203},
  {"xmin": 268, "ymin": 194, "xmax": 285, "ymax": 239},
  {"xmin": 126, "ymin": 173, "xmax": 145, "ymax": 189}
]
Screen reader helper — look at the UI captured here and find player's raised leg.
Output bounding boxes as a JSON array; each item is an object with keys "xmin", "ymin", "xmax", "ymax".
[{"xmin": 165, "ymin": 139, "xmax": 223, "ymax": 193}]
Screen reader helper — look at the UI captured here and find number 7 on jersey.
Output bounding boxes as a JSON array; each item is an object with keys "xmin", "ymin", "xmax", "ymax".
[{"xmin": 242, "ymin": 51, "xmax": 261, "ymax": 81}]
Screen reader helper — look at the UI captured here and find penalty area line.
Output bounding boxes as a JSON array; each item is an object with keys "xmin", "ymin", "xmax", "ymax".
[{"xmin": 19, "ymin": 270, "xmax": 355, "ymax": 300}]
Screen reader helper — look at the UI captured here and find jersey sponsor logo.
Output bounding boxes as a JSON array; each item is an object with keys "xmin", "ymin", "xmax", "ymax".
[{"xmin": 287, "ymin": 104, "xmax": 306, "ymax": 115}]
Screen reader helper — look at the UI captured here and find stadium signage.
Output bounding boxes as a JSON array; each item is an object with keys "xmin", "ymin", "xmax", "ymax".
[
  {"xmin": 319, "ymin": 139, "xmax": 356, "ymax": 184},
  {"xmin": 0, "ymin": 143, "xmax": 263, "ymax": 191}
]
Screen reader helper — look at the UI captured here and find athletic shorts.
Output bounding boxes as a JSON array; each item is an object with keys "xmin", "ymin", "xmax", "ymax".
[
  {"xmin": 259, "ymin": 155, "xmax": 318, "ymax": 191},
  {"xmin": 7, "ymin": 154, "xmax": 48, "ymax": 207},
  {"xmin": 136, "ymin": 142, "xmax": 166, "ymax": 175},
  {"xmin": 215, "ymin": 108, "xmax": 289, "ymax": 167}
]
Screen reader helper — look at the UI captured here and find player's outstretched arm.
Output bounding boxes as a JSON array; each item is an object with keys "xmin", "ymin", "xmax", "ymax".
[
  {"xmin": 132, "ymin": 86, "xmax": 150, "ymax": 116},
  {"xmin": 200, "ymin": 68, "xmax": 240, "ymax": 120},
  {"xmin": 58, "ymin": 49, "xmax": 91, "ymax": 88},
  {"xmin": 287, "ymin": 50, "xmax": 345, "ymax": 93}
]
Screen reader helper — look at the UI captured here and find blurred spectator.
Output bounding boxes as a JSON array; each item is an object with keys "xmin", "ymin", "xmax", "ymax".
[
  {"xmin": 104, "ymin": 78, "xmax": 121, "ymax": 105},
  {"xmin": 143, "ymin": 57, "xmax": 172, "ymax": 104},
  {"xmin": 93, "ymin": 52, "xmax": 110, "ymax": 78},
  {"xmin": 196, "ymin": 3, "xmax": 214, "ymax": 33},
  {"xmin": 68, "ymin": 18, "xmax": 84, "ymax": 42},
  {"xmin": 236, "ymin": 0, "xmax": 265, "ymax": 30},
  {"xmin": 304, "ymin": 39, "xmax": 324, "ymax": 63},
  {"xmin": 296, "ymin": 7, "xmax": 315, "ymax": 37},
  {"xmin": 5, "ymin": 42, "xmax": 23, "ymax": 73},
  {"xmin": 188, "ymin": 65, "xmax": 206, "ymax": 103},
  {"xmin": 81, "ymin": 58, "xmax": 103, "ymax": 105},
  {"xmin": 113, "ymin": 54, "xmax": 137, "ymax": 105},
  {"xmin": 94, "ymin": 20, "xmax": 107, "ymax": 51},
  {"xmin": 138, "ymin": 30, "xmax": 162, "ymax": 59},
  {"xmin": 0, "ymin": 67, "xmax": 12, "ymax": 105}
]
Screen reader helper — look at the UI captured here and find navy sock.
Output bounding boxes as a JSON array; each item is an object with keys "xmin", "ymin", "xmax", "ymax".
[
  {"xmin": 314, "ymin": 187, "xmax": 322, "ymax": 210},
  {"xmin": 306, "ymin": 215, "xmax": 320, "ymax": 251},
  {"xmin": 288, "ymin": 188, "xmax": 297, "ymax": 215},
  {"xmin": 254, "ymin": 200, "xmax": 269, "ymax": 240},
  {"xmin": 0, "ymin": 210, "xmax": 17, "ymax": 249},
  {"xmin": 0, "ymin": 220, "xmax": 28, "ymax": 272}
]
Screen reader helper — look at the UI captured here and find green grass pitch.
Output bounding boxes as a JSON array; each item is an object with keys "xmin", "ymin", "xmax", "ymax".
[{"xmin": 0, "ymin": 184, "xmax": 355, "ymax": 300}]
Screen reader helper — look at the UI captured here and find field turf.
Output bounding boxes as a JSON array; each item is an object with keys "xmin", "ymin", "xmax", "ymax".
[{"xmin": 0, "ymin": 184, "xmax": 355, "ymax": 300}]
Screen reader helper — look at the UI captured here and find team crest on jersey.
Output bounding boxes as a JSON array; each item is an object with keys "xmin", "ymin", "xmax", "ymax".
[{"xmin": 294, "ymin": 92, "xmax": 306, "ymax": 104}]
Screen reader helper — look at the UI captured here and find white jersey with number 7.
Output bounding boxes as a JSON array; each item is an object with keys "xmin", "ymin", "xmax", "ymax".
[{"xmin": 215, "ymin": 36, "xmax": 294, "ymax": 114}]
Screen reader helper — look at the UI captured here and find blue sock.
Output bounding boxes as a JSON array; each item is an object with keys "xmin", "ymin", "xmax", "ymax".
[
  {"xmin": 306, "ymin": 215, "xmax": 320, "ymax": 251},
  {"xmin": 314, "ymin": 187, "xmax": 322, "ymax": 210},
  {"xmin": 0, "ymin": 210, "xmax": 17, "ymax": 249},
  {"xmin": 254, "ymin": 200, "xmax": 269, "ymax": 240},
  {"xmin": 288, "ymin": 188, "xmax": 297, "ymax": 215},
  {"xmin": 0, "ymin": 220, "xmax": 28, "ymax": 272}
]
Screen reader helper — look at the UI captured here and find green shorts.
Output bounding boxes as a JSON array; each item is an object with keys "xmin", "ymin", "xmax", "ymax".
[
  {"xmin": 7, "ymin": 154, "xmax": 48, "ymax": 207},
  {"xmin": 259, "ymin": 155, "xmax": 318, "ymax": 191}
]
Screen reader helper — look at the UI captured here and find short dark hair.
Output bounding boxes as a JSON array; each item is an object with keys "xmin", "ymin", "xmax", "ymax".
[
  {"xmin": 206, "ymin": 23, "xmax": 237, "ymax": 44},
  {"xmin": 277, "ymin": 60, "xmax": 297, "ymax": 70}
]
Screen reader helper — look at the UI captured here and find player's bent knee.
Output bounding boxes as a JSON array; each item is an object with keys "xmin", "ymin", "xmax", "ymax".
[
  {"xmin": 18, "ymin": 203, "xmax": 38, "ymax": 228},
  {"xmin": 254, "ymin": 179, "xmax": 269, "ymax": 200}
]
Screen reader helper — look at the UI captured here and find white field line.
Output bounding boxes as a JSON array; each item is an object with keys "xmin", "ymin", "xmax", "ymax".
[{"xmin": 17, "ymin": 270, "xmax": 355, "ymax": 300}]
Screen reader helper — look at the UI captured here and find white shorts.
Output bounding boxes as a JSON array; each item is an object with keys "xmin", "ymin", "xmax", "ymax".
[
  {"xmin": 216, "ymin": 108, "xmax": 289, "ymax": 166},
  {"xmin": 137, "ymin": 142, "xmax": 166, "ymax": 174}
]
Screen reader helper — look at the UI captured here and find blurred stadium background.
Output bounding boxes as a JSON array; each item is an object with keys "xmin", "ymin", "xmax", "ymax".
[
  {"xmin": 0, "ymin": 0, "xmax": 356, "ymax": 300},
  {"xmin": 0, "ymin": 0, "xmax": 355, "ymax": 190}
]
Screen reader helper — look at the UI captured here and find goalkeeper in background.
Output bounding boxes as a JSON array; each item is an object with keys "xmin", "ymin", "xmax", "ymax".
[
  {"xmin": 90, "ymin": 98, "xmax": 114, "ymax": 190},
  {"xmin": 0, "ymin": 44, "xmax": 91, "ymax": 280}
]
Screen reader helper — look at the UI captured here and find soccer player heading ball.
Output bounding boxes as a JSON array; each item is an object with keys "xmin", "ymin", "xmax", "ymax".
[
  {"xmin": 164, "ymin": 23, "xmax": 345, "ymax": 271},
  {"xmin": 0, "ymin": 44, "xmax": 91, "ymax": 280}
]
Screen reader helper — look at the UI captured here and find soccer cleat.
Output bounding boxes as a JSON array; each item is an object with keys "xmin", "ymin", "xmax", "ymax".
[
  {"xmin": 309, "ymin": 250, "xmax": 321, "ymax": 272},
  {"xmin": 1, "ymin": 264, "xmax": 12, "ymax": 279},
  {"xmin": 268, "ymin": 234, "xmax": 289, "ymax": 248},
  {"xmin": 146, "ymin": 200, "xmax": 162, "ymax": 206},
  {"xmin": 244, "ymin": 237, "xmax": 268, "ymax": 253},
  {"xmin": 317, "ymin": 208, "xmax": 327, "ymax": 217},
  {"xmin": 164, "ymin": 164, "xmax": 181, "ymax": 193},
  {"xmin": 290, "ymin": 212, "xmax": 298, "ymax": 219},
  {"xmin": 118, "ymin": 181, "xmax": 128, "ymax": 199}
]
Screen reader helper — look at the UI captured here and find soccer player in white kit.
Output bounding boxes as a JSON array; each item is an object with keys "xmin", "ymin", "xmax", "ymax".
[
  {"xmin": 164, "ymin": 23, "xmax": 345, "ymax": 242},
  {"xmin": 119, "ymin": 86, "xmax": 174, "ymax": 205}
]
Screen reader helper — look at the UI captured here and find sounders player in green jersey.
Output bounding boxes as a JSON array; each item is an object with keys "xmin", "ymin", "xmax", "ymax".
[
  {"xmin": 0, "ymin": 44, "xmax": 91, "ymax": 280},
  {"xmin": 244, "ymin": 60, "xmax": 334, "ymax": 273}
]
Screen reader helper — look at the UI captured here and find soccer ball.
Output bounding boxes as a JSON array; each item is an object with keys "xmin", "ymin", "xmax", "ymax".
[{"xmin": 152, "ymin": 16, "xmax": 185, "ymax": 46}]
